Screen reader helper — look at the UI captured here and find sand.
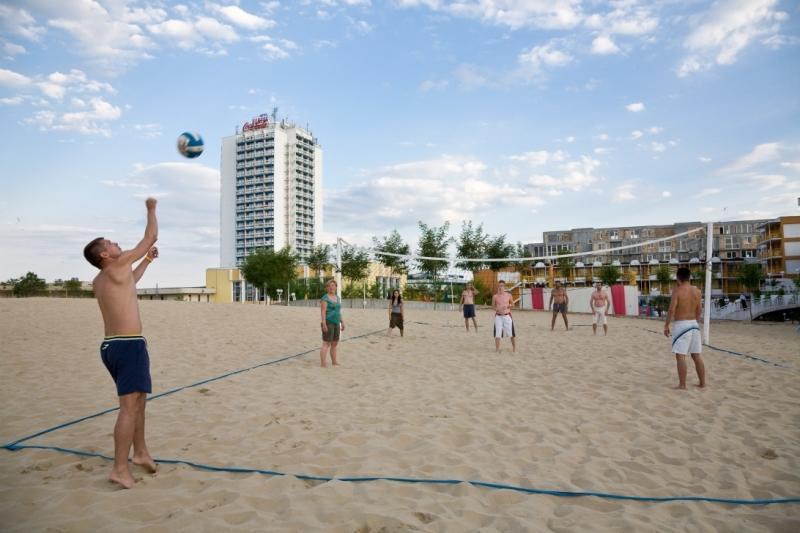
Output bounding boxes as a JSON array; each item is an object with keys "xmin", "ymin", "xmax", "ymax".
[{"xmin": 0, "ymin": 298, "xmax": 798, "ymax": 532}]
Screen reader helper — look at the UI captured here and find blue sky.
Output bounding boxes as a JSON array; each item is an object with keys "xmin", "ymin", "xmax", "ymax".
[{"xmin": 1, "ymin": 0, "xmax": 799, "ymax": 287}]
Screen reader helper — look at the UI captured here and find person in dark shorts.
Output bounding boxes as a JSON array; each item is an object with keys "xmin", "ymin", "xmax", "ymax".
[
  {"xmin": 320, "ymin": 279, "xmax": 345, "ymax": 367},
  {"xmin": 387, "ymin": 289, "xmax": 404, "ymax": 337},
  {"xmin": 549, "ymin": 281, "xmax": 569, "ymax": 331},
  {"xmin": 83, "ymin": 197, "xmax": 159, "ymax": 489},
  {"xmin": 460, "ymin": 282, "xmax": 479, "ymax": 332}
]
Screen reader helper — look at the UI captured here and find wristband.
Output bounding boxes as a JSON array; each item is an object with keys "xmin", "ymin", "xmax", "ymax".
[{"xmin": 144, "ymin": 255, "xmax": 153, "ymax": 262}]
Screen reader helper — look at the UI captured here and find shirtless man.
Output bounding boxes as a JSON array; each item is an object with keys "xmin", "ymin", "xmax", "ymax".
[
  {"xmin": 549, "ymin": 281, "xmax": 569, "ymax": 331},
  {"xmin": 663, "ymin": 267, "xmax": 706, "ymax": 390},
  {"xmin": 492, "ymin": 280, "xmax": 516, "ymax": 353},
  {"xmin": 460, "ymin": 282, "xmax": 479, "ymax": 332},
  {"xmin": 590, "ymin": 283, "xmax": 611, "ymax": 335},
  {"xmin": 83, "ymin": 198, "xmax": 159, "ymax": 488}
]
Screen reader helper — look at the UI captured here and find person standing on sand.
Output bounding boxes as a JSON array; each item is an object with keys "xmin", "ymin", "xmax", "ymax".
[
  {"xmin": 664, "ymin": 267, "xmax": 706, "ymax": 390},
  {"xmin": 492, "ymin": 280, "xmax": 516, "ymax": 353},
  {"xmin": 549, "ymin": 281, "xmax": 569, "ymax": 331},
  {"xmin": 387, "ymin": 289, "xmax": 404, "ymax": 337},
  {"xmin": 590, "ymin": 283, "xmax": 611, "ymax": 335},
  {"xmin": 320, "ymin": 279, "xmax": 345, "ymax": 367},
  {"xmin": 460, "ymin": 282, "xmax": 479, "ymax": 332},
  {"xmin": 83, "ymin": 198, "xmax": 159, "ymax": 489}
]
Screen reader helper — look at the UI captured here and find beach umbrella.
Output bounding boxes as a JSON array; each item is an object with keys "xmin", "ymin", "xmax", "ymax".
[
  {"xmin": 669, "ymin": 258, "xmax": 679, "ymax": 264},
  {"xmin": 689, "ymin": 257, "xmax": 700, "ymax": 264}
]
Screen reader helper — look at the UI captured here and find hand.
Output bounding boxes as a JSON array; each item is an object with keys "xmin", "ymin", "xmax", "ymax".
[
  {"xmin": 145, "ymin": 197, "xmax": 157, "ymax": 210},
  {"xmin": 148, "ymin": 246, "xmax": 159, "ymax": 260},
  {"xmin": 663, "ymin": 325, "xmax": 670, "ymax": 337},
  {"xmin": 322, "ymin": 323, "xmax": 328, "ymax": 334}
]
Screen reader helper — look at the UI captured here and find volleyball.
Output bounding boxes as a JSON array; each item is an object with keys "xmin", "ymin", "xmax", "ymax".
[{"xmin": 177, "ymin": 132, "xmax": 204, "ymax": 158}]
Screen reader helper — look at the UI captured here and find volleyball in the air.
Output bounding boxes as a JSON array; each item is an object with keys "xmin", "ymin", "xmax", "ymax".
[{"xmin": 177, "ymin": 132, "xmax": 204, "ymax": 158}]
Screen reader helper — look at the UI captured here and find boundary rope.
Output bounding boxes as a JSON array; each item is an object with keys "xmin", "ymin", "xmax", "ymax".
[
  {"xmin": 2, "ymin": 328, "xmax": 386, "ymax": 449},
  {"xmin": 3, "ymin": 444, "xmax": 798, "ymax": 506}
]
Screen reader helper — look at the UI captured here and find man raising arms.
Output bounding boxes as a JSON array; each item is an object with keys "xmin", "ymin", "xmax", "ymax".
[
  {"xmin": 590, "ymin": 283, "xmax": 611, "ymax": 335},
  {"xmin": 492, "ymin": 280, "xmax": 516, "ymax": 353},
  {"xmin": 460, "ymin": 282, "xmax": 479, "ymax": 332},
  {"xmin": 549, "ymin": 281, "xmax": 569, "ymax": 331},
  {"xmin": 83, "ymin": 198, "xmax": 159, "ymax": 488},
  {"xmin": 663, "ymin": 267, "xmax": 706, "ymax": 390}
]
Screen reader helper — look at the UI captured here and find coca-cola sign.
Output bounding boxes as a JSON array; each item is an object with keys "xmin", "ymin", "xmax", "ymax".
[{"xmin": 242, "ymin": 114, "xmax": 269, "ymax": 132}]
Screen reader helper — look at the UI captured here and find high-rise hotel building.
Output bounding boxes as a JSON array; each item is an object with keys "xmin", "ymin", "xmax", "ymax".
[{"xmin": 220, "ymin": 114, "xmax": 322, "ymax": 267}]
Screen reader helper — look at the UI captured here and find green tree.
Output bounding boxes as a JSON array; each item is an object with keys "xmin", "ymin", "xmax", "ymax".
[
  {"xmin": 737, "ymin": 263, "xmax": 765, "ymax": 297},
  {"xmin": 455, "ymin": 220, "xmax": 488, "ymax": 273},
  {"xmin": 340, "ymin": 245, "xmax": 370, "ymax": 298},
  {"xmin": 655, "ymin": 265, "xmax": 672, "ymax": 294},
  {"xmin": 240, "ymin": 246, "xmax": 299, "ymax": 300},
  {"xmin": 485, "ymin": 234, "xmax": 515, "ymax": 272},
  {"xmin": 306, "ymin": 244, "xmax": 331, "ymax": 281},
  {"xmin": 12, "ymin": 272, "xmax": 47, "ymax": 297},
  {"xmin": 64, "ymin": 278, "xmax": 82, "ymax": 296},
  {"xmin": 417, "ymin": 221, "xmax": 451, "ymax": 283},
  {"xmin": 555, "ymin": 249, "xmax": 574, "ymax": 280},
  {"xmin": 597, "ymin": 265, "xmax": 621, "ymax": 288},
  {"xmin": 373, "ymin": 230, "xmax": 410, "ymax": 279}
]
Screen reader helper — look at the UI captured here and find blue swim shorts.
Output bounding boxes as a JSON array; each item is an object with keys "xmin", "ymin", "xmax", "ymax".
[
  {"xmin": 463, "ymin": 304, "xmax": 476, "ymax": 318},
  {"xmin": 100, "ymin": 335, "xmax": 152, "ymax": 396}
]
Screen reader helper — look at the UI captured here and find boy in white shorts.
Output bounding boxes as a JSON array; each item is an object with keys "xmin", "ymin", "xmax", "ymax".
[
  {"xmin": 589, "ymin": 283, "xmax": 610, "ymax": 335},
  {"xmin": 492, "ymin": 280, "xmax": 516, "ymax": 353},
  {"xmin": 663, "ymin": 267, "xmax": 706, "ymax": 389}
]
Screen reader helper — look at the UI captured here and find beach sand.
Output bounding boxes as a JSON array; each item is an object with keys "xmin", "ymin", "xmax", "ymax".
[{"xmin": 1, "ymin": 298, "xmax": 798, "ymax": 532}]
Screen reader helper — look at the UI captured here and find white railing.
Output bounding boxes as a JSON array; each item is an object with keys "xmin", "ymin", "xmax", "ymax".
[{"xmin": 710, "ymin": 293, "xmax": 799, "ymax": 320}]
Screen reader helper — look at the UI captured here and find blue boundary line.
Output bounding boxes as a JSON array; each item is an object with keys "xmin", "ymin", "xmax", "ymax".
[
  {"xmin": 636, "ymin": 327, "xmax": 793, "ymax": 370},
  {"xmin": 3, "ymin": 326, "xmax": 798, "ymax": 507},
  {"xmin": 2, "ymin": 328, "xmax": 385, "ymax": 449},
  {"xmin": 3, "ymin": 444, "xmax": 798, "ymax": 506}
]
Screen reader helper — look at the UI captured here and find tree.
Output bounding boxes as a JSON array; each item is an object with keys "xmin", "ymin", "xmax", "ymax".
[
  {"xmin": 455, "ymin": 220, "xmax": 488, "ymax": 273},
  {"xmin": 484, "ymin": 234, "xmax": 515, "ymax": 273},
  {"xmin": 373, "ymin": 230, "xmax": 410, "ymax": 279},
  {"xmin": 555, "ymin": 249, "xmax": 574, "ymax": 280},
  {"xmin": 655, "ymin": 265, "xmax": 672, "ymax": 294},
  {"xmin": 340, "ymin": 245, "xmax": 370, "ymax": 289},
  {"xmin": 306, "ymin": 244, "xmax": 331, "ymax": 281},
  {"xmin": 737, "ymin": 263, "xmax": 765, "ymax": 297},
  {"xmin": 240, "ymin": 246, "xmax": 298, "ymax": 300},
  {"xmin": 64, "ymin": 278, "xmax": 82, "ymax": 295},
  {"xmin": 417, "ymin": 221, "xmax": 451, "ymax": 283},
  {"xmin": 597, "ymin": 265, "xmax": 621, "ymax": 288},
  {"xmin": 12, "ymin": 272, "xmax": 47, "ymax": 297}
]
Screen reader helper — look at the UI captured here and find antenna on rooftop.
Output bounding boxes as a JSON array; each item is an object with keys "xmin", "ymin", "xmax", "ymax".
[{"xmin": 271, "ymin": 107, "xmax": 278, "ymax": 121}]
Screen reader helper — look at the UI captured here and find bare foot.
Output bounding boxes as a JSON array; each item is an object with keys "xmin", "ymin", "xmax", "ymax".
[
  {"xmin": 109, "ymin": 467, "xmax": 135, "ymax": 489},
  {"xmin": 673, "ymin": 385, "xmax": 687, "ymax": 390},
  {"xmin": 332, "ymin": 361, "xmax": 339, "ymax": 366},
  {"xmin": 133, "ymin": 454, "xmax": 157, "ymax": 474},
  {"xmin": 695, "ymin": 383, "xmax": 706, "ymax": 388},
  {"xmin": 321, "ymin": 362, "xmax": 327, "ymax": 368}
]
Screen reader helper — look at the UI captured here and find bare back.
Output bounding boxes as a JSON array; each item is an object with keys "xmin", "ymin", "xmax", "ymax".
[
  {"xmin": 670, "ymin": 283, "xmax": 701, "ymax": 321},
  {"xmin": 93, "ymin": 265, "xmax": 142, "ymax": 336}
]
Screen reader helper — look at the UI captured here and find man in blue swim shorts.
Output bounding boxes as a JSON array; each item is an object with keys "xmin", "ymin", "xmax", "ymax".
[
  {"xmin": 460, "ymin": 282, "xmax": 479, "ymax": 332},
  {"xmin": 84, "ymin": 197, "xmax": 160, "ymax": 488},
  {"xmin": 664, "ymin": 267, "xmax": 706, "ymax": 390}
]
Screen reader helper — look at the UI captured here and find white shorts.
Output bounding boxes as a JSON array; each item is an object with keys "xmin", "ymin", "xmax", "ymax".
[
  {"xmin": 592, "ymin": 306, "xmax": 607, "ymax": 325},
  {"xmin": 671, "ymin": 320, "xmax": 702, "ymax": 355},
  {"xmin": 494, "ymin": 314, "xmax": 515, "ymax": 338}
]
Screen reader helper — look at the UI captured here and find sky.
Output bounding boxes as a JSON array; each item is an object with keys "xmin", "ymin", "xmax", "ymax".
[{"xmin": 1, "ymin": 0, "xmax": 799, "ymax": 287}]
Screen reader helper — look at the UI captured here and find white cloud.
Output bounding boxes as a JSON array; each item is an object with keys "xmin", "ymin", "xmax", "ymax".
[
  {"xmin": 263, "ymin": 43, "xmax": 290, "ymax": 60},
  {"xmin": 528, "ymin": 155, "xmax": 601, "ymax": 192},
  {"xmin": 625, "ymin": 102, "xmax": 645, "ymax": 112},
  {"xmin": 631, "ymin": 130, "xmax": 643, "ymax": 139},
  {"xmin": 510, "ymin": 149, "xmax": 567, "ymax": 166},
  {"xmin": 565, "ymin": 136, "xmax": 575, "ymax": 143},
  {"xmin": 780, "ymin": 161, "xmax": 800, "ymax": 173},
  {"xmin": 694, "ymin": 187, "xmax": 722, "ymax": 198},
  {"xmin": 418, "ymin": 79, "xmax": 448, "ymax": 92},
  {"xmin": 216, "ymin": 5, "xmax": 275, "ymax": 30},
  {"xmin": 0, "ymin": 96, "xmax": 24, "ymax": 105},
  {"xmin": 591, "ymin": 34, "xmax": 620, "ymax": 55},
  {"xmin": 677, "ymin": 0, "xmax": 787, "ymax": 77},
  {"xmin": 613, "ymin": 185, "xmax": 636, "ymax": 202},
  {"xmin": 751, "ymin": 174, "xmax": 787, "ymax": 190},
  {"xmin": 407, "ymin": 0, "xmax": 583, "ymax": 30},
  {"xmin": 584, "ymin": 2, "xmax": 659, "ymax": 36},
  {"xmin": 722, "ymin": 142, "xmax": 781, "ymax": 173},
  {"xmin": 662, "ymin": 191, "xmax": 671, "ymax": 198},
  {"xmin": 3, "ymin": 42, "xmax": 27, "ymax": 57},
  {"xmin": 650, "ymin": 142, "xmax": 666, "ymax": 153},
  {"xmin": 22, "ymin": 97, "xmax": 122, "ymax": 136},
  {"xmin": 0, "ymin": 5, "xmax": 46, "ymax": 42},
  {"xmin": 0, "ymin": 67, "xmax": 32, "ymax": 87},
  {"xmin": 648, "ymin": 126, "xmax": 662, "ymax": 134},
  {"xmin": 698, "ymin": 156, "xmax": 712, "ymax": 163}
]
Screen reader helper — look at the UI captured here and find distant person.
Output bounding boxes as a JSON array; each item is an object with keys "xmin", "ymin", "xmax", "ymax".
[
  {"xmin": 590, "ymin": 283, "xmax": 611, "ymax": 335},
  {"xmin": 320, "ymin": 279, "xmax": 344, "ymax": 367},
  {"xmin": 387, "ymin": 289, "xmax": 404, "ymax": 337},
  {"xmin": 460, "ymin": 282, "xmax": 479, "ymax": 332},
  {"xmin": 492, "ymin": 280, "xmax": 516, "ymax": 353},
  {"xmin": 549, "ymin": 281, "xmax": 569, "ymax": 331},
  {"xmin": 664, "ymin": 267, "xmax": 706, "ymax": 390},
  {"xmin": 739, "ymin": 293, "xmax": 748, "ymax": 310},
  {"xmin": 83, "ymin": 198, "xmax": 159, "ymax": 489}
]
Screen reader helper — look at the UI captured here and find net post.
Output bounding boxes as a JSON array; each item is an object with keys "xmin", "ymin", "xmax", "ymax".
[
  {"xmin": 336, "ymin": 238, "xmax": 343, "ymax": 300},
  {"xmin": 704, "ymin": 222, "xmax": 713, "ymax": 344}
]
